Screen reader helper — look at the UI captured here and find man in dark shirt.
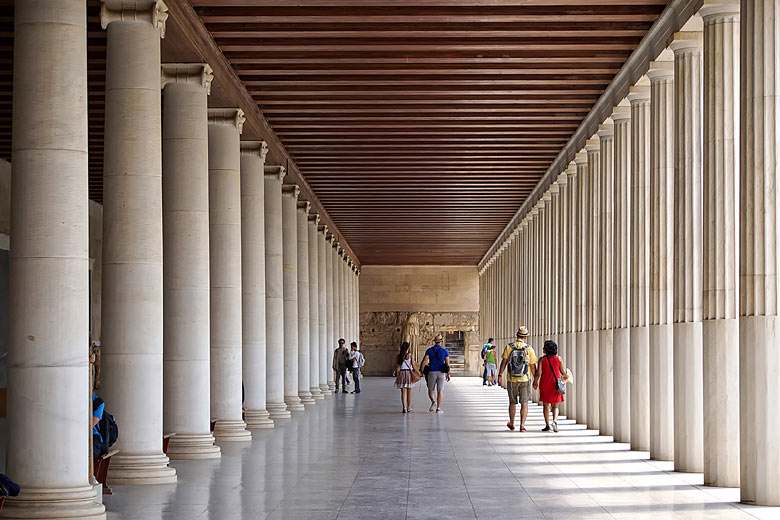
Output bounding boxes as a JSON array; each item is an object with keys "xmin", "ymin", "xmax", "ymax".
[{"xmin": 332, "ymin": 338, "xmax": 350, "ymax": 393}]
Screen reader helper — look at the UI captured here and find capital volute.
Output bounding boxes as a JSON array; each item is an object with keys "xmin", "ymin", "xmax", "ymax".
[
  {"xmin": 309, "ymin": 213, "xmax": 321, "ymax": 225},
  {"xmin": 319, "ymin": 224, "xmax": 329, "ymax": 235},
  {"xmin": 332, "ymin": 239, "xmax": 340, "ymax": 250},
  {"xmin": 282, "ymin": 184, "xmax": 300, "ymax": 200},
  {"xmin": 161, "ymin": 63, "xmax": 213, "ymax": 93},
  {"xmin": 240, "ymin": 141, "xmax": 268, "ymax": 161},
  {"xmin": 101, "ymin": 0, "xmax": 168, "ymax": 38},
  {"xmin": 208, "ymin": 108, "xmax": 246, "ymax": 134},
  {"xmin": 264, "ymin": 165, "xmax": 286, "ymax": 182},
  {"xmin": 297, "ymin": 200, "xmax": 311, "ymax": 213}
]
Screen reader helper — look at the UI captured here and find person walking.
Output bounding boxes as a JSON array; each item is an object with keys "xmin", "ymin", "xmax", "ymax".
[
  {"xmin": 481, "ymin": 337, "xmax": 494, "ymax": 385},
  {"xmin": 498, "ymin": 326, "xmax": 537, "ymax": 431},
  {"xmin": 419, "ymin": 333, "xmax": 450, "ymax": 413},
  {"xmin": 394, "ymin": 341, "xmax": 420, "ymax": 412},
  {"xmin": 348, "ymin": 341, "xmax": 364, "ymax": 394},
  {"xmin": 484, "ymin": 341, "xmax": 498, "ymax": 386},
  {"xmin": 332, "ymin": 338, "xmax": 349, "ymax": 393},
  {"xmin": 533, "ymin": 340, "xmax": 566, "ymax": 432}
]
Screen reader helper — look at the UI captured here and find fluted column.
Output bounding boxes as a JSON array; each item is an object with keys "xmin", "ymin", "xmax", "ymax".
[
  {"xmin": 161, "ymin": 70, "xmax": 221, "ymax": 457},
  {"xmin": 204, "ymin": 108, "xmax": 250, "ymax": 447},
  {"xmin": 739, "ymin": 0, "xmax": 780, "ymax": 505},
  {"xmin": 671, "ymin": 24, "xmax": 704, "ymax": 473},
  {"xmin": 240, "ymin": 141, "xmax": 274, "ymax": 428},
  {"xmin": 648, "ymin": 52, "xmax": 675, "ymax": 462},
  {"xmin": 565, "ymin": 162, "xmax": 578, "ymax": 420},
  {"xmin": 699, "ymin": 0, "xmax": 740, "ymax": 488},
  {"xmin": 318, "ymin": 226, "xmax": 332, "ymax": 395},
  {"xmin": 550, "ymin": 182, "xmax": 561, "ymax": 352},
  {"xmin": 333, "ymin": 242, "xmax": 342, "ymax": 347},
  {"xmin": 308, "ymin": 214, "xmax": 324, "ymax": 400},
  {"xmin": 297, "ymin": 201, "xmax": 315, "ymax": 406},
  {"xmin": 325, "ymin": 233, "xmax": 336, "ymax": 390},
  {"xmin": 264, "ymin": 166, "xmax": 291, "ymax": 419},
  {"xmin": 585, "ymin": 136, "xmax": 601, "ymax": 430},
  {"xmin": 556, "ymin": 170, "xmax": 569, "ymax": 417},
  {"xmin": 575, "ymin": 149, "xmax": 589, "ymax": 425},
  {"xmin": 612, "ymin": 99, "xmax": 632, "ymax": 443},
  {"xmin": 99, "ymin": 0, "xmax": 176, "ymax": 484},
  {"xmin": 6, "ymin": 0, "xmax": 106, "ymax": 516},
  {"xmin": 282, "ymin": 185, "xmax": 304, "ymax": 412},
  {"xmin": 628, "ymin": 79, "xmax": 651, "ymax": 452},
  {"xmin": 598, "ymin": 120, "xmax": 615, "ymax": 436}
]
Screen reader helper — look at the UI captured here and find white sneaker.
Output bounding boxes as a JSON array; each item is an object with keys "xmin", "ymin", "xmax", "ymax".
[
  {"xmin": 436, "ymin": 409, "xmax": 443, "ymax": 413},
  {"xmin": 429, "ymin": 402, "xmax": 437, "ymax": 412}
]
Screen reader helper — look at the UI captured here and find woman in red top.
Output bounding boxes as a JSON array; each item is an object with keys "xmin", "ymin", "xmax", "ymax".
[{"xmin": 533, "ymin": 340, "xmax": 566, "ymax": 433}]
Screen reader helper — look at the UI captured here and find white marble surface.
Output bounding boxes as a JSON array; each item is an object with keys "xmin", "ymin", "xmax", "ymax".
[{"xmin": 102, "ymin": 377, "xmax": 776, "ymax": 519}]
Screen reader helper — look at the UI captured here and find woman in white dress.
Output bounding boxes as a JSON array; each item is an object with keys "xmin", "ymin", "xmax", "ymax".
[{"xmin": 394, "ymin": 341, "xmax": 421, "ymax": 413}]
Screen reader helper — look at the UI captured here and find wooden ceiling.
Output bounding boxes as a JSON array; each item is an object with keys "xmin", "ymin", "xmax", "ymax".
[
  {"xmin": 0, "ymin": 1, "xmax": 669, "ymax": 266},
  {"xmin": 190, "ymin": 0, "xmax": 668, "ymax": 264}
]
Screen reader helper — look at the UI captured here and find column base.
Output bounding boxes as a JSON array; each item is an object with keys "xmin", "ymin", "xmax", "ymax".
[
  {"xmin": 299, "ymin": 390, "xmax": 316, "ymax": 405},
  {"xmin": 166, "ymin": 433, "xmax": 221, "ymax": 460},
  {"xmin": 311, "ymin": 386, "xmax": 325, "ymax": 400},
  {"xmin": 108, "ymin": 452, "xmax": 177, "ymax": 485},
  {"xmin": 267, "ymin": 401, "xmax": 292, "ymax": 419},
  {"xmin": 2, "ymin": 486, "xmax": 106, "ymax": 519},
  {"xmin": 213, "ymin": 419, "xmax": 252, "ymax": 442},
  {"xmin": 327, "ymin": 381, "xmax": 336, "ymax": 391},
  {"xmin": 285, "ymin": 395, "xmax": 305, "ymax": 411},
  {"xmin": 320, "ymin": 383, "xmax": 332, "ymax": 396},
  {"xmin": 244, "ymin": 409, "xmax": 275, "ymax": 429}
]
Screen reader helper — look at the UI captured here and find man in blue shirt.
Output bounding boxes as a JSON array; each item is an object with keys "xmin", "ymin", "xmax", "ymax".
[
  {"xmin": 419, "ymin": 333, "xmax": 450, "ymax": 413},
  {"xmin": 92, "ymin": 394, "xmax": 105, "ymax": 457}
]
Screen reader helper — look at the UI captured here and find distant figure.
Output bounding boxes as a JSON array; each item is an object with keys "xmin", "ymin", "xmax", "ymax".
[
  {"xmin": 534, "ymin": 340, "xmax": 567, "ymax": 433},
  {"xmin": 349, "ymin": 341, "xmax": 364, "ymax": 394},
  {"xmin": 498, "ymin": 326, "xmax": 537, "ymax": 431},
  {"xmin": 332, "ymin": 339, "xmax": 349, "ymax": 393},
  {"xmin": 484, "ymin": 341, "xmax": 498, "ymax": 386},
  {"xmin": 419, "ymin": 333, "xmax": 450, "ymax": 413},
  {"xmin": 394, "ymin": 341, "xmax": 421, "ymax": 413},
  {"xmin": 92, "ymin": 393, "xmax": 105, "ymax": 457},
  {"xmin": 481, "ymin": 337, "xmax": 494, "ymax": 385}
]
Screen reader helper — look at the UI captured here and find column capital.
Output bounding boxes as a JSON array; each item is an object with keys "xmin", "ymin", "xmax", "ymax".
[
  {"xmin": 309, "ymin": 213, "xmax": 321, "ymax": 225},
  {"xmin": 240, "ymin": 141, "xmax": 268, "ymax": 160},
  {"xmin": 670, "ymin": 28, "xmax": 703, "ymax": 55},
  {"xmin": 585, "ymin": 135, "xmax": 600, "ymax": 153},
  {"xmin": 699, "ymin": 0, "xmax": 740, "ymax": 21},
  {"xmin": 597, "ymin": 119, "xmax": 614, "ymax": 139},
  {"xmin": 208, "ymin": 108, "xmax": 245, "ymax": 133},
  {"xmin": 264, "ymin": 165, "xmax": 286, "ymax": 182},
  {"xmin": 611, "ymin": 98, "xmax": 632, "ymax": 121},
  {"xmin": 574, "ymin": 149, "xmax": 588, "ymax": 165},
  {"xmin": 556, "ymin": 170, "xmax": 569, "ymax": 185},
  {"xmin": 282, "ymin": 184, "xmax": 300, "ymax": 200},
  {"xmin": 332, "ymin": 238, "xmax": 340, "ymax": 249},
  {"xmin": 297, "ymin": 200, "xmax": 311, "ymax": 213},
  {"xmin": 543, "ymin": 188, "xmax": 554, "ymax": 201},
  {"xmin": 325, "ymin": 232, "xmax": 334, "ymax": 243},
  {"xmin": 101, "ymin": 0, "xmax": 168, "ymax": 37},
  {"xmin": 318, "ymin": 223, "xmax": 329, "ymax": 235},
  {"xmin": 565, "ymin": 161, "xmax": 578, "ymax": 176},
  {"xmin": 338, "ymin": 247, "xmax": 345, "ymax": 257},
  {"xmin": 161, "ymin": 63, "xmax": 213, "ymax": 93},
  {"xmin": 647, "ymin": 49, "xmax": 675, "ymax": 82},
  {"xmin": 628, "ymin": 77, "xmax": 651, "ymax": 104}
]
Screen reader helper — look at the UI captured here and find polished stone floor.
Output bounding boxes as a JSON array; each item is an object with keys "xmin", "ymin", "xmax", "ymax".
[{"xmin": 104, "ymin": 377, "xmax": 779, "ymax": 519}]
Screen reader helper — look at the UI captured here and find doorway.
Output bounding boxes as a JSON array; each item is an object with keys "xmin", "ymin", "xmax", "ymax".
[{"xmin": 445, "ymin": 331, "xmax": 465, "ymax": 374}]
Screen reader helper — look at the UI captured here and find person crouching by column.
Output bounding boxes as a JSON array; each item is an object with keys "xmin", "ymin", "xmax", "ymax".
[
  {"xmin": 498, "ymin": 326, "xmax": 537, "ymax": 431},
  {"xmin": 533, "ymin": 340, "xmax": 567, "ymax": 433},
  {"xmin": 332, "ymin": 338, "xmax": 349, "ymax": 393},
  {"xmin": 349, "ymin": 341, "xmax": 364, "ymax": 394},
  {"xmin": 420, "ymin": 333, "xmax": 450, "ymax": 413}
]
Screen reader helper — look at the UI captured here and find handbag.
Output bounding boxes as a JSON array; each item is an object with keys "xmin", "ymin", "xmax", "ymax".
[{"xmin": 547, "ymin": 356, "xmax": 566, "ymax": 395}]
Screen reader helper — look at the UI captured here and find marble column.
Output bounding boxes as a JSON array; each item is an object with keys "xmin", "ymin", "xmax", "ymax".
[
  {"xmin": 586, "ymin": 135, "xmax": 601, "ymax": 431},
  {"xmin": 598, "ymin": 120, "xmax": 615, "ymax": 437},
  {"xmin": 700, "ymin": 0, "xmax": 740, "ymax": 488},
  {"xmin": 550, "ymin": 182, "xmax": 561, "ymax": 354},
  {"xmin": 628, "ymin": 78, "xmax": 652, "ymax": 452},
  {"xmin": 308, "ymin": 214, "xmax": 324, "ymax": 400},
  {"xmin": 240, "ymin": 141, "xmax": 274, "ymax": 428},
  {"xmin": 318, "ymin": 226, "xmax": 332, "ymax": 395},
  {"xmin": 739, "ymin": 0, "xmax": 780, "ymax": 505},
  {"xmin": 161, "ymin": 68, "xmax": 221, "ymax": 457},
  {"xmin": 612, "ymin": 99, "xmax": 632, "ymax": 443},
  {"xmin": 100, "ymin": 0, "xmax": 176, "ymax": 484},
  {"xmin": 325, "ymin": 233, "xmax": 336, "ymax": 390},
  {"xmin": 648, "ymin": 52, "xmax": 675, "ymax": 462},
  {"xmin": 205, "ymin": 108, "xmax": 250, "ymax": 447},
  {"xmin": 282, "ymin": 185, "xmax": 305, "ymax": 411},
  {"xmin": 575, "ymin": 149, "xmax": 589, "ymax": 425},
  {"xmin": 556, "ymin": 170, "xmax": 569, "ymax": 418},
  {"xmin": 6, "ymin": 0, "xmax": 106, "ymax": 516},
  {"xmin": 333, "ymin": 241, "xmax": 341, "ymax": 347},
  {"xmin": 297, "ymin": 201, "xmax": 315, "ymax": 406},
  {"xmin": 672, "ymin": 24, "xmax": 705, "ymax": 473},
  {"xmin": 264, "ymin": 166, "xmax": 291, "ymax": 419},
  {"xmin": 566, "ymin": 161, "xmax": 580, "ymax": 421}
]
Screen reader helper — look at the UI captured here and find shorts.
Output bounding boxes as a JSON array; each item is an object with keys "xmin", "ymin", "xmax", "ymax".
[
  {"xmin": 426, "ymin": 370, "xmax": 446, "ymax": 391},
  {"xmin": 485, "ymin": 362, "xmax": 497, "ymax": 377},
  {"xmin": 507, "ymin": 380, "xmax": 531, "ymax": 404}
]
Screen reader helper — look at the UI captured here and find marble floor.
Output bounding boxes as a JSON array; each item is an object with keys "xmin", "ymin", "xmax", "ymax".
[{"xmin": 104, "ymin": 377, "xmax": 779, "ymax": 519}]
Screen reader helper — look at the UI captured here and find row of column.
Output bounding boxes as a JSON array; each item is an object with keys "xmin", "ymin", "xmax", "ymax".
[
  {"xmin": 6, "ymin": 1, "xmax": 361, "ymax": 517},
  {"xmin": 479, "ymin": 1, "xmax": 780, "ymax": 506}
]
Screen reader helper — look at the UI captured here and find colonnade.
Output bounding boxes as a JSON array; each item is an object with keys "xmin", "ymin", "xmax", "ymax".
[
  {"xmin": 4, "ymin": 1, "xmax": 360, "ymax": 517},
  {"xmin": 479, "ymin": 1, "xmax": 779, "ymax": 506}
]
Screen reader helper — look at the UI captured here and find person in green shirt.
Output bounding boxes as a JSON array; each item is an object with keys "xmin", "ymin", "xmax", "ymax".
[{"xmin": 484, "ymin": 343, "xmax": 498, "ymax": 386}]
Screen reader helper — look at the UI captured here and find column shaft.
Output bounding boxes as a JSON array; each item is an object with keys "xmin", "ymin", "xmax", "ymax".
[
  {"xmin": 318, "ymin": 227, "xmax": 332, "ymax": 395},
  {"xmin": 598, "ymin": 122, "xmax": 615, "ymax": 436},
  {"xmin": 297, "ymin": 202, "xmax": 315, "ymax": 405},
  {"xmin": 575, "ymin": 150, "xmax": 589, "ymax": 425},
  {"xmin": 325, "ymin": 234, "xmax": 336, "ymax": 390},
  {"xmin": 567, "ymin": 161, "xmax": 580, "ymax": 420},
  {"xmin": 309, "ymin": 215, "xmax": 324, "ymax": 399},
  {"xmin": 586, "ymin": 136, "xmax": 601, "ymax": 430},
  {"xmin": 282, "ymin": 186, "xmax": 304, "ymax": 411}
]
